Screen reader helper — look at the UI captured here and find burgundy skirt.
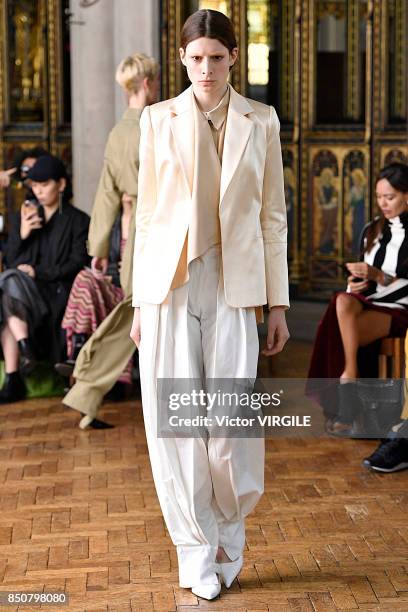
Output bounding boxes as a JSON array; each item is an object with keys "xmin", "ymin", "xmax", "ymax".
[{"xmin": 306, "ymin": 291, "xmax": 408, "ymax": 416}]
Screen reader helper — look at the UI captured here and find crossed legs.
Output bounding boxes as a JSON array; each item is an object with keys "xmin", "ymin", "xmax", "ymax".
[{"xmin": 335, "ymin": 293, "xmax": 392, "ymax": 379}]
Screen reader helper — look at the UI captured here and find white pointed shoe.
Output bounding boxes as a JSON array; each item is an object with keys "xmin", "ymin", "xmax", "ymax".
[
  {"xmin": 79, "ymin": 414, "xmax": 93, "ymax": 429},
  {"xmin": 216, "ymin": 554, "xmax": 243, "ymax": 588},
  {"xmin": 191, "ymin": 581, "xmax": 221, "ymax": 600}
]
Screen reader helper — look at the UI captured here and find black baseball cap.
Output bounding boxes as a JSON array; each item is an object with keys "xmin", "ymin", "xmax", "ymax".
[{"xmin": 26, "ymin": 155, "xmax": 67, "ymax": 182}]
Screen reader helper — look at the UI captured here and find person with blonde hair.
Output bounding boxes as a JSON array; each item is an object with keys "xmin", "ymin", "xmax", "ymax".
[
  {"xmin": 62, "ymin": 52, "xmax": 159, "ymax": 429},
  {"xmin": 115, "ymin": 53, "xmax": 159, "ymax": 94}
]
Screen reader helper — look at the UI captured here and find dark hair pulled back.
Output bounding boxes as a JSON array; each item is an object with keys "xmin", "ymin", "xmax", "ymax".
[
  {"xmin": 180, "ymin": 9, "xmax": 237, "ymax": 52},
  {"xmin": 365, "ymin": 162, "xmax": 408, "ymax": 253}
]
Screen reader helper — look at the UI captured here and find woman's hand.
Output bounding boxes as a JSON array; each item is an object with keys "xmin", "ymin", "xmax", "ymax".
[
  {"xmin": 262, "ymin": 306, "xmax": 290, "ymax": 357},
  {"xmin": 0, "ymin": 168, "xmax": 16, "ymax": 189},
  {"xmin": 20, "ymin": 207, "xmax": 42, "ymax": 240},
  {"xmin": 91, "ymin": 256, "xmax": 108, "ymax": 276},
  {"xmin": 347, "ymin": 275, "xmax": 369, "ymax": 293},
  {"xmin": 17, "ymin": 264, "xmax": 35, "ymax": 278},
  {"xmin": 346, "ymin": 262, "xmax": 382, "ymax": 282},
  {"xmin": 130, "ymin": 307, "xmax": 141, "ymax": 348}
]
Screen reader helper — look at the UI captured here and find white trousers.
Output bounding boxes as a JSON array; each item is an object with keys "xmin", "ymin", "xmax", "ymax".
[{"xmin": 139, "ymin": 246, "xmax": 264, "ymax": 587}]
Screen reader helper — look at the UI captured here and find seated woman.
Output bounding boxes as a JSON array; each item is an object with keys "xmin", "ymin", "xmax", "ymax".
[
  {"xmin": 0, "ymin": 154, "xmax": 90, "ymax": 403},
  {"xmin": 55, "ymin": 192, "xmax": 134, "ymax": 389},
  {"xmin": 307, "ymin": 163, "xmax": 408, "ymax": 435}
]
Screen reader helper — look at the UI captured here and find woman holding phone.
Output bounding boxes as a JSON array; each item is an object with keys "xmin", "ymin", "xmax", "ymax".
[
  {"xmin": 130, "ymin": 9, "xmax": 289, "ymax": 600},
  {"xmin": 0, "ymin": 154, "xmax": 89, "ymax": 403},
  {"xmin": 307, "ymin": 163, "xmax": 408, "ymax": 435}
]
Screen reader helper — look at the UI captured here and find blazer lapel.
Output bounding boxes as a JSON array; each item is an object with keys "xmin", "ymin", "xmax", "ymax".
[
  {"xmin": 170, "ymin": 86, "xmax": 195, "ymax": 196},
  {"xmin": 220, "ymin": 86, "xmax": 254, "ymax": 204}
]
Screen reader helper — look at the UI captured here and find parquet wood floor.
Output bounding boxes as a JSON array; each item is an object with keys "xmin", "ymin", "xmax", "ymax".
[{"xmin": 0, "ymin": 344, "xmax": 408, "ymax": 611}]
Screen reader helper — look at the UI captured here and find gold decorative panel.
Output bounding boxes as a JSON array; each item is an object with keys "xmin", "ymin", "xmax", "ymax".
[
  {"xmin": 311, "ymin": 150, "xmax": 341, "ymax": 258},
  {"xmin": 282, "ymin": 146, "xmax": 298, "ymax": 263},
  {"xmin": 314, "ymin": 0, "xmax": 367, "ymax": 125},
  {"xmin": 342, "ymin": 150, "xmax": 367, "ymax": 258},
  {"xmin": 387, "ymin": 0, "xmax": 407, "ymax": 123},
  {"xmin": 6, "ymin": 0, "xmax": 45, "ymax": 122},
  {"xmin": 247, "ymin": 0, "xmax": 270, "ymax": 87},
  {"xmin": 198, "ymin": 0, "xmax": 230, "ymax": 14},
  {"xmin": 381, "ymin": 147, "xmax": 408, "ymax": 167},
  {"xmin": 0, "ymin": 0, "xmax": 71, "ymax": 221}
]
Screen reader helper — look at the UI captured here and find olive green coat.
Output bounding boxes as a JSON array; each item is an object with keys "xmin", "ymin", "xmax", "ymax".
[
  {"xmin": 63, "ymin": 108, "xmax": 141, "ymax": 419},
  {"xmin": 87, "ymin": 107, "xmax": 141, "ymax": 297}
]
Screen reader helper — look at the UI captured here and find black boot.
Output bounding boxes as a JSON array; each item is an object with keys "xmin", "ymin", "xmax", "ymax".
[
  {"xmin": 0, "ymin": 371, "xmax": 26, "ymax": 404},
  {"xmin": 55, "ymin": 333, "xmax": 88, "ymax": 378},
  {"xmin": 18, "ymin": 338, "xmax": 37, "ymax": 375},
  {"xmin": 327, "ymin": 382, "xmax": 361, "ymax": 437},
  {"xmin": 358, "ymin": 379, "xmax": 404, "ymax": 439}
]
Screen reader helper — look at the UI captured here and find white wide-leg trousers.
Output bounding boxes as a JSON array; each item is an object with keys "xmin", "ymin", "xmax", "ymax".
[{"xmin": 139, "ymin": 246, "xmax": 264, "ymax": 587}]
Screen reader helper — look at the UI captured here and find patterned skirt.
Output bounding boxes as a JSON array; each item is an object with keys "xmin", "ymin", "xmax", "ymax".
[{"xmin": 62, "ymin": 269, "xmax": 132, "ymax": 384}]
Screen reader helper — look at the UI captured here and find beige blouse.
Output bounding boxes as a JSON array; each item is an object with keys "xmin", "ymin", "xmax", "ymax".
[{"xmin": 201, "ymin": 87, "xmax": 229, "ymax": 163}]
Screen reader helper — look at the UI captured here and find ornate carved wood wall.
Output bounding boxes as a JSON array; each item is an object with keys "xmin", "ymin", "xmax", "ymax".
[
  {"xmin": 161, "ymin": 0, "xmax": 408, "ymax": 298},
  {"xmin": 0, "ymin": 0, "xmax": 71, "ymax": 218}
]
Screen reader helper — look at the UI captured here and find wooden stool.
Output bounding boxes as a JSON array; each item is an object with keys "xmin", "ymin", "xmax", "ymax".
[{"xmin": 378, "ymin": 337, "xmax": 405, "ymax": 379}]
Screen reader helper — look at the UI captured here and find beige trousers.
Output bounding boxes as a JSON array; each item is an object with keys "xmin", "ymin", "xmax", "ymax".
[
  {"xmin": 139, "ymin": 246, "xmax": 264, "ymax": 587},
  {"xmin": 63, "ymin": 296, "xmax": 135, "ymax": 418}
]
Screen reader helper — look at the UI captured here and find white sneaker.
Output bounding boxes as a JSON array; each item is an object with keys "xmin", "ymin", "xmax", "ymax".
[
  {"xmin": 216, "ymin": 554, "xmax": 243, "ymax": 588},
  {"xmin": 191, "ymin": 581, "xmax": 221, "ymax": 600}
]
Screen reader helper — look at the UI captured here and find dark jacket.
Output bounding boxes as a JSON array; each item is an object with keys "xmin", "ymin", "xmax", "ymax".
[{"xmin": 4, "ymin": 203, "xmax": 90, "ymax": 361}]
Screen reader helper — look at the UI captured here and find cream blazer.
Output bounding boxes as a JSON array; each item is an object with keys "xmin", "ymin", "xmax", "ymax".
[{"xmin": 132, "ymin": 84, "xmax": 289, "ymax": 310}]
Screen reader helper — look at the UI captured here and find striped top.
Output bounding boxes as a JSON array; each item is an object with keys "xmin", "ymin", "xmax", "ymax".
[{"xmin": 361, "ymin": 211, "xmax": 408, "ymax": 309}]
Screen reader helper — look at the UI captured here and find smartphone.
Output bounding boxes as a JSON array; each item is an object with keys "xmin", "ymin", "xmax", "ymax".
[
  {"xmin": 337, "ymin": 262, "xmax": 363, "ymax": 283},
  {"xmin": 23, "ymin": 198, "xmax": 45, "ymax": 222}
]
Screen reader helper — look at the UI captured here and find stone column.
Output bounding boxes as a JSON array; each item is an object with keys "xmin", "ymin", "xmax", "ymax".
[
  {"xmin": 70, "ymin": 0, "xmax": 115, "ymax": 214},
  {"xmin": 113, "ymin": 0, "xmax": 160, "ymax": 120},
  {"xmin": 69, "ymin": 0, "xmax": 160, "ymax": 214}
]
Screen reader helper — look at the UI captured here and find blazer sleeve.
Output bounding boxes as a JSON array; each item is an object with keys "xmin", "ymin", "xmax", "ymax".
[
  {"xmin": 132, "ymin": 106, "xmax": 157, "ymax": 307},
  {"xmin": 260, "ymin": 106, "xmax": 290, "ymax": 309},
  {"xmin": 87, "ymin": 132, "xmax": 121, "ymax": 258},
  {"xmin": 4, "ymin": 212, "xmax": 35, "ymax": 267}
]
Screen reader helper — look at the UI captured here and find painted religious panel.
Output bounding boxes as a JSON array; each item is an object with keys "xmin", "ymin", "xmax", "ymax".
[
  {"xmin": 343, "ymin": 150, "xmax": 367, "ymax": 259},
  {"xmin": 282, "ymin": 148, "xmax": 296, "ymax": 258},
  {"xmin": 311, "ymin": 150, "xmax": 340, "ymax": 257},
  {"xmin": 382, "ymin": 148, "xmax": 408, "ymax": 167}
]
